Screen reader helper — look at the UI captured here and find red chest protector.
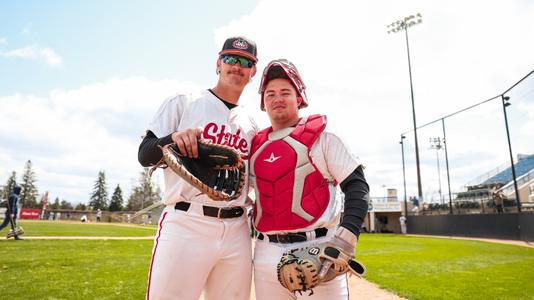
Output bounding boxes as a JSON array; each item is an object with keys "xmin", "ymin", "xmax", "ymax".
[{"xmin": 250, "ymin": 114, "xmax": 330, "ymax": 232}]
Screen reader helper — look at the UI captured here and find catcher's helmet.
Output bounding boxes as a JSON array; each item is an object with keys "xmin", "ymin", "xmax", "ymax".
[{"xmin": 258, "ymin": 59, "xmax": 308, "ymax": 111}]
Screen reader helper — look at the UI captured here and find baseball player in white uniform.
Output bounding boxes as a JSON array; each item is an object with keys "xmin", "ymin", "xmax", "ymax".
[
  {"xmin": 250, "ymin": 59, "xmax": 370, "ymax": 299},
  {"xmin": 138, "ymin": 36, "xmax": 258, "ymax": 300}
]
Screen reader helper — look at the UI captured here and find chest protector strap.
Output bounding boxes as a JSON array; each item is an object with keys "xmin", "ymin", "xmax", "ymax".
[{"xmin": 250, "ymin": 114, "xmax": 330, "ymax": 232}]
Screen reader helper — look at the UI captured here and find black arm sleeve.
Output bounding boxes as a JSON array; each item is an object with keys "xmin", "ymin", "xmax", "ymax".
[
  {"xmin": 138, "ymin": 130, "xmax": 174, "ymax": 167},
  {"xmin": 339, "ymin": 166, "xmax": 370, "ymax": 236}
]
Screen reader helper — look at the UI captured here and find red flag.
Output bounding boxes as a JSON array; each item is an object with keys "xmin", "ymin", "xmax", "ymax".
[{"xmin": 41, "ymin": 191, "xmax": 49, "ymax": 209}]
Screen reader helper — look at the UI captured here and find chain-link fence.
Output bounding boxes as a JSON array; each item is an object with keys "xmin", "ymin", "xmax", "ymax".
[{"xmin": 400, "ymin": 69, "xmax": 534, "ymax": 215}]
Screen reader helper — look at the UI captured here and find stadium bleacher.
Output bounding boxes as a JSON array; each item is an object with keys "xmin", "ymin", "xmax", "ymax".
[{"xmin": 482, "ymin": 154, "xmax": 534, "ymax": 185}]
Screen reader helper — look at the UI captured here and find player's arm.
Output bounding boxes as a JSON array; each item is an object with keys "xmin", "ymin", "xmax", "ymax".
[
  {"xmin": 6, "ymin": 195, "xmax": 15, "ymax": 217},
  {"xmin": 339, "ymin": 166, "xmax": 369, "ymax": 237},
  {"xmin": 138, "ymin": 130, "xmax": 173, "ymax": 167},
  {"xmin": 139, "ymin": 94, "xmax": 205, "ymax": 166},
  {"xmin": 138, "ymin": 126, "xmax": 204, "ymax": 167},
  {"xmin": 322, "ymin": 132, "xmax": 369, "ymax": 247}
]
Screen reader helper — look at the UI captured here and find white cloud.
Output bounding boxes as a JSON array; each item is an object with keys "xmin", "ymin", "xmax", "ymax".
[
  {"xmin": 215, "ymin": 0, "xmax": 534, "ymax": 200},
  {"xmin": 0, "ymin": 45, "xmax": 63, "ymax": 66},
  {"xmin": 1, "ymin": 0, "xmax": 533, "ymax": 205},
  {"xmin": 0, "ymin": 77, "xmax": 203, "ymax": 203},
  {"xmin": 0, "ymin": 37, "xmax": 6, "ymax": 44}
]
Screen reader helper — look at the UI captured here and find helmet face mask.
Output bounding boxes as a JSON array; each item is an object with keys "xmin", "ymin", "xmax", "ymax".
[{"xmin": 259, "ymin": 59, "xmax": 308, "ymax": 111}]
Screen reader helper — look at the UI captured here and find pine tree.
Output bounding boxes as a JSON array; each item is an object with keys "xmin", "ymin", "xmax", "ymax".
[
  {"xmin": 51, "ymin": 197, "xmax": 60, "ymax": 209},
  {"xmin": 2, "ymin": 171, "xmax": 17, "ymax": 200},
  {"xmin": 127, "ymin": 168, "xmax": 161, "ymax": 211},
  {"xmin": 60, "ymin": 199, "xmax": 73, "ymax": 210},
  {"xmin": 109, "ymin": 184, "xmax": 124, "ymax": 211},
  {"xmin": 20, "ymin": 160, "xmax": 39, "ymax": 208},
  {"xmin": 89, "ymin": 171, "xmax": 109, "ymax": 210},
  {"xmin": 74, "ymin": 203, "xmax": 87, "ymax": 211}
]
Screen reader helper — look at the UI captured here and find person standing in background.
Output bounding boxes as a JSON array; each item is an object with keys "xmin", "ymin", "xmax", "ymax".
[{"xmin": 0, "ymin": 186, "xmax": 23, "ymax": 240}]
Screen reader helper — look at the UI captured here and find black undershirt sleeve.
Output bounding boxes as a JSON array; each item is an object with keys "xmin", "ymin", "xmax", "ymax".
[
  {"xmin": 339, "ymin": 166, "xmax": 370, "ymax": 236},
  {"xmin": 138, "ymin": 130, "xmax": 174, "ymax": 167}
]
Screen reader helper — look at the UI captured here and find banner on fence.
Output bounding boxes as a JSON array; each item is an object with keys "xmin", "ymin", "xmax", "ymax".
[
  {"xmin": 370, "ymin": 201, "xmax": 402, "ymax": 212},
  {"xmin": 20, "ymin": 208, "xmax": 41, "ymax": 219}
]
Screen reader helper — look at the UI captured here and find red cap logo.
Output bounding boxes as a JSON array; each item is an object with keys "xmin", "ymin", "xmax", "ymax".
[{"xmin": 232, "ymin": 39, "xmax": 248, "ymax": 50}]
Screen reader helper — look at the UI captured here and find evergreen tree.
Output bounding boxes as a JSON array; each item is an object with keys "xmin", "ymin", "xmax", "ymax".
[
  {"xmin": 2, "ymin": 171, "xmax": 17, "ymax": 200},
  {"xmin": 127, "ymin": 168, "xmax": 161, "ymax": 211},
  {"xmin": 74, "ymin": 203, "xmax": 87, "ymax": 211},
  {"xmin": 109, "ymin": 184, "xmax": 124, "ymax": 211},
  {"xmin": 127, "ymin": 186, "xmax": 144, "ymax": 211},
  {"xmin": 60, "ymin": 199, "xmax": 73, "ymax": 210},
  {"xmin": 20, "ymin": 160, "xmax": 39, "ymax": 208},
  {"xmin": 89, "ymin": 171, "xmax": 109, "ymax": 210},
  {"xmin": 51, "ymin": 197, "xmax": 60, "ymax": 209}
]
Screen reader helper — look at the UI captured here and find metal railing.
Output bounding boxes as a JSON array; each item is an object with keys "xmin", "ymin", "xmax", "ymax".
[{"xmin": 501, "ymin": 168, "xmax": 534, "ymax": 196}]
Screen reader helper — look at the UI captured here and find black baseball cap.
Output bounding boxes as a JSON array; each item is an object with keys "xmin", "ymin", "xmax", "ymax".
[{"xmin": 219, "ymin": 36, "xmax": 258, "ymax": 62}]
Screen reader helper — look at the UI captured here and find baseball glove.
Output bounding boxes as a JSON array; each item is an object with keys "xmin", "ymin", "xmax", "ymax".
[
  {"xmin": 150, "ymin": 141, "xmax": 246, "ymax": 201},
  {"xmin": 277, "ymin": 241, "xmax": 365, "ymax": 295}
]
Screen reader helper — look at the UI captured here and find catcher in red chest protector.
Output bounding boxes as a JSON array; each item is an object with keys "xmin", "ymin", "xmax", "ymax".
[
  {"xmin": 138, "ymin": 36, "xmax": 258, "ymax": 300},
  {"xmin": 250, "ymin": 59, "xmax": 369, "ymax": 299}
]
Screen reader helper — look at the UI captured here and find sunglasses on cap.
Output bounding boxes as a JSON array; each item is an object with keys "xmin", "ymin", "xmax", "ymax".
[{"xmin": 220, "ymin": 55, "xmax": 255, "ymax": 68}]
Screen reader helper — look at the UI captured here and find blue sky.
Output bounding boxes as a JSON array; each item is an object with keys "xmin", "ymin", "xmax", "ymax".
[
  {"xmin": 0, "ymin": 0, "xmax": 257, "ymax": 94},
  {"xmin": 1, "ymin": 0, "xmax": 533, "ymax": 205}
]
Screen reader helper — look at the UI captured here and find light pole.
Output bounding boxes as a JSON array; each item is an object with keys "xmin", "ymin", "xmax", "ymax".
[
  {"xmin": 441, "ymin": 118, "xmax": 453, "ymax": 214},
  {"xmin": 501, "ymin": 95, "xmax": 521, "ymax": 212},
  {"xmin": 429, "ymin": 137, "xmax": 443, "ymax": 203},
  {"xmin": 388, "ymin": 13, "xmax": 424, "ymax": 204},
  {"xmin": 400, "ymin": 135, "xmax": 408, "ymax": 215}
]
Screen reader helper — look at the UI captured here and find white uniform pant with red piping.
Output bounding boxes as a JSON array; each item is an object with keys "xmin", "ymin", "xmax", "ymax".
[{"xmin": 147, "ymin": 204, "xmax": 252, "ymax": 300}]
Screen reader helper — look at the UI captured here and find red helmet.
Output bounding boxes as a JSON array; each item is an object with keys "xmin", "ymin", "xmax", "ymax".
[{"xmin": 258, "ymin": 59, "xmax": 308, "ymax": 111}]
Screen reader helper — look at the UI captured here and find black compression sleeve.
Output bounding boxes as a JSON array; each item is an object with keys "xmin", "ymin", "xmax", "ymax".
[
  {"xmin": 339, "ymin": 166, "xmax": 370, "ymax": 236},
  {"xmin": 138, "ymin": 130, "xmax": 174, "ymax": 167}
]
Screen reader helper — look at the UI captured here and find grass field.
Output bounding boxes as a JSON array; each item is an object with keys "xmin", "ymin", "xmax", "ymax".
[
  {"xmin": 358, "ymin": 234, "xmax": 534, "ymax": 300},
  {"xmin": 1, "ymin": 221, "xmax": 533, "ymax": 299}
]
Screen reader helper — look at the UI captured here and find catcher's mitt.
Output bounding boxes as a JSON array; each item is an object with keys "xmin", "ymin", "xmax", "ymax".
[
  {"xmin": 277, "ymin": 242, "xmax": 365, "ymax": 295},
  {"xmin": 150, "ymin": 141, "xmax": 245, "ymax": 201}
]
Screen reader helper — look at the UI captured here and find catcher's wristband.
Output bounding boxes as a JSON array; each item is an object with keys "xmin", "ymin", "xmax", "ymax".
[{"xmin": 335, "ymin": 227, "xmax": 358, "ymax": 248}]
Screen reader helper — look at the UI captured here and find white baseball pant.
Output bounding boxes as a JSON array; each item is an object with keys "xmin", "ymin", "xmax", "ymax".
[{"xmin": 147, "ymin": 204, "xmax": 252, "ymax": 300}]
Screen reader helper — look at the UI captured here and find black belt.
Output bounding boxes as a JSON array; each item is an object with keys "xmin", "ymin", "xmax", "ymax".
[
  {"xmin": 257, "ymin": 227, "xmax": 328, "ymax": 244},
  {"xmin": 174, "ymin": 202, "xmax": 244, "ymax": 219}
]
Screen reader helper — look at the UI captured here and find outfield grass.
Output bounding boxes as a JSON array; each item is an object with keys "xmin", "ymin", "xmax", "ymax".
[
  {"xmin": 9, "ymin": 220, "xmax": 157, "ymax": 237},
  {"xmin": 357, "ymin": 234, "xmax": 534, "ymax": 300},
  {"xmin": 1, "ymin": 223, "xmax": 533, "ymax": 299},
  {"xmin": 0, "ymin": 239, "xmax": 152, "ymax": 299}
]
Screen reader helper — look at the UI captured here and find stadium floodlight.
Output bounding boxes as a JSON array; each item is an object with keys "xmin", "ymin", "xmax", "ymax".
[
  {"xmin": 388, "ymin": 13, "xmax": 424, "ymax": 204},
  {"xmin": 400, "ymin": 135, "xmax": 408, "ymax": 215},
  {"xmin": 429, "ymin": 137, "xmax": 444, "ymax": 204},
  {"xmin": 503, "ymin": 96, "xmax": 511, "ymax": 107},
  {"xmin": 501, "ymin": 95, "xmax": 521, "ymax": 212}
]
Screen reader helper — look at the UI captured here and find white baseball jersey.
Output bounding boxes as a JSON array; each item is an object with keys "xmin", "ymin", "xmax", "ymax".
[
  {"xmin": 251, "ymin": 124, "xmax": 361, "ymax": 234},
  {"xmin": 145, "ymin": 89, "xmax": 257, "ymax": 300},
  {"xmin": 148, "ymin": 89, "xmax": 258, "ymax": 207}
]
